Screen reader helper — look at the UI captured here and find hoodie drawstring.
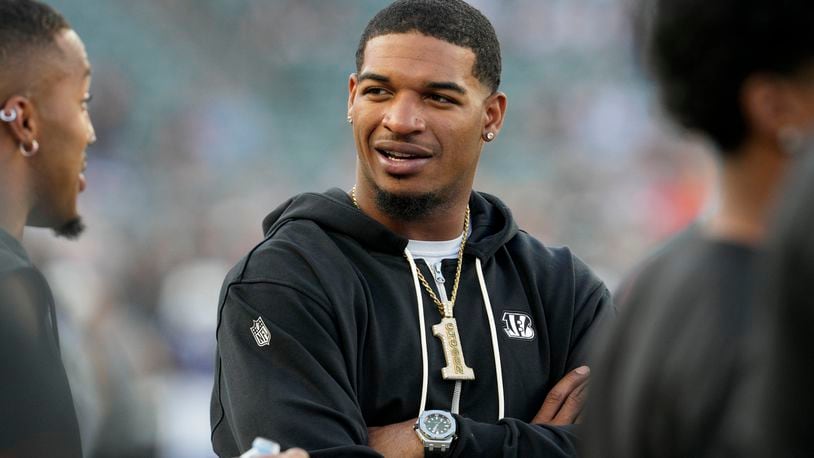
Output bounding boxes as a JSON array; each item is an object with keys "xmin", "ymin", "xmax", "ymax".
[
  {"xmin": 404, "ymin": 248, "xmax": 430, "ymax": 417},
  {"xmin": 405, "ymin": 250, "xmax": 506, "ymax": 422},
  {"xmin": 476, "ymin": 257, "xmax": 505, "ymax": 420}
]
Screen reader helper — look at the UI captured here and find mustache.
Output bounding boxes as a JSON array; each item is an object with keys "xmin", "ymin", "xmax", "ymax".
[
  {"xmin": 377, "ymin": 133, "xmax": 415, "ymax": 142},
  {"xmin": 373, "ymin": 133, "xmax": 431, "ymax": 148}
]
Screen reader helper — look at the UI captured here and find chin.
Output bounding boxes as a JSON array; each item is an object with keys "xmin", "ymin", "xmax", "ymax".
[
  {"xmin": 53, "ymin": 216, "xmax": 86, "ymax": 240},
  {"xmin": 373, "ymin": 187, "xmax": 443, "ymax": 220}
]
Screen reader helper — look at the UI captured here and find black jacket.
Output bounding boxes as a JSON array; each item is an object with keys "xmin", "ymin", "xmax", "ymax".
[
  {"xmin": 0, "ymin": 229, "xmax": 82, "ymax": 457},
  {"xmin": 211, "ymin": 188, "xmax": 612, "ymax": 457},
  {"xmin": 582, "ymin": 227, "xmax": 757, "ymax": 458}
]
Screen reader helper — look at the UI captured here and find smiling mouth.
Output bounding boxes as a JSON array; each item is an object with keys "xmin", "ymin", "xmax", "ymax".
[{"xmin": 377, "ymin": 149, "xmax": 428, "ymax": 161}]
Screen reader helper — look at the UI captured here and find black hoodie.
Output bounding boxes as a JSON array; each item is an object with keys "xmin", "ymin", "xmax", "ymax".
[{"xmin": 211, "ymin": 188, "xmax": 612, "ymax": 457}]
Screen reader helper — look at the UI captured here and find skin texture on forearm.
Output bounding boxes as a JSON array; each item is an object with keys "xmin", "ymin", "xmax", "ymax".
[{"xmin": 367, "ymin": 418, "xmax": 422, "ymax": 458}]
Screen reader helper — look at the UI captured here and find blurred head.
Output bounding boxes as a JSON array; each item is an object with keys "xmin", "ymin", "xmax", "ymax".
[
  {"xmin": 637, "ymin": 0, "xmax": 814, "ymax": 157},
  {"xmin": 349, "ymin": 0, "xmax": 506, "ymax": 220},
  {"xmin": 0, "ymin": 0, "xmax": 95, "ymax": 239}
]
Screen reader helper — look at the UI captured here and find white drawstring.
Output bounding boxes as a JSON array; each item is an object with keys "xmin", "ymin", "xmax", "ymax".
[
  {"xmin": 451, "ymin": 380, "xmax": 462, "ymax": 415},
  {"xmin": 476, "ymin": 257, "xmax": 505, "ymax": 420},
  {"xmin": 405, "ymin": 251, "xmax": 505, "ymax": 421},
  {"xmin": 404, "ymin": 248, "xmax": 430, "ymax": 416}
]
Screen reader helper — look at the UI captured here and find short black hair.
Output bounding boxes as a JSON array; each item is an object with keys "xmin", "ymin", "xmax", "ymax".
[
  {"xmin": 638, "ymin": 0, "xmax": 814, "ymax": 155},
  {"xmin": 356, "ymin": 0, "xmax": 501, "ymax": 93},
  {"xmin": 0, "ymin": 0, "xmax": 70, "ymax": 69}
]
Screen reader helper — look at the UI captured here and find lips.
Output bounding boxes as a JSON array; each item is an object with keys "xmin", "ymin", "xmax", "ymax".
[
  {"xmin": 78, "ymin": 160, "xmax": 87, "ymax": 192},
  {"xmin": 374, "ymin": 140, "xmax": 433, "ymax": 157},
  {"xmin": 378, "ymin": 149, "xmax": 424, "ymax": 160},
  {"xmin": 373, "ymin": 140, "xmax": 433, "ymax": 176}
]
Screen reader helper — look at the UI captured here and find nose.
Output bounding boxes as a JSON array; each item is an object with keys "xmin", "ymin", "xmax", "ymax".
[
  {"xmin": 382, "ymin": 93, "xmax": 425, "ymax": 135},
  {"xmin": 87, "ymin": 117, "xmax": 97, "ymax": 145}
]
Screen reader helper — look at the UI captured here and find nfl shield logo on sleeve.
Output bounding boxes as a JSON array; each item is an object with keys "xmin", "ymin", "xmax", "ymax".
[
  {"xmin": 501, "ymin": 311, "xmax": 535, "ymax": 340},
  {"xmin": 250, "ymin": 317, "xmax": 271, "ymax": 347}
]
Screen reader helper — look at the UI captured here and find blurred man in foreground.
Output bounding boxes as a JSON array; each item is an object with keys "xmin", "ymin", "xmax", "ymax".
[
  {"xmin": 0, "ymin": 0, "xmax": 95, "ymax": 455},
  {"xmin": 743, "ymin": 140, "xmax": 814, "ymax": 457},
  {"xmin": 211, "ymin": 0, "xmax": 613, "ymax": 456},
  {"xmin": 583, "ymin": 0, "xmax": 814, "ymax": 456}
]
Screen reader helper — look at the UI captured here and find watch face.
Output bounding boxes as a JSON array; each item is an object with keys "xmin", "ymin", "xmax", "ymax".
[{"xmin": 420, "ymin": 411, "xmax": 455, "ymax": 440}]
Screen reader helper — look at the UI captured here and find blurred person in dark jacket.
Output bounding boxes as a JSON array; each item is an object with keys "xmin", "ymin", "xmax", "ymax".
[
  {"xmin": 0, "ymin": 0, "xmax": 95, "ymax": 456},
  {"xmin": 581, "ymin": 0, "xmax": 814, "ymax": 456},
  {"xmin": 733, "ymin": 145, "xmax": 814, "ymax": 457}
]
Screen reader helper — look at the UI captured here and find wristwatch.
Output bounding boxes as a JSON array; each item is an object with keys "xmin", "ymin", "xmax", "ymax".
[{"xmin": 414, "ymin": 409, "xmax": 457, "ymax": 457}]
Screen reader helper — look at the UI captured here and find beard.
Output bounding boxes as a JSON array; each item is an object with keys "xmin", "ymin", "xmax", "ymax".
[
  {"xmin": 373, "ymin": 185, "xmax": 446, "ymax": 221},
  {"xmin": 53, "ymin": 217, "xmax": 85, "ymax": 240}
]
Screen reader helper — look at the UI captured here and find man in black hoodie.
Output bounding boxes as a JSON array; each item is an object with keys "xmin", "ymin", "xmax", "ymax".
[{"xmin": 211, "ymin": 1, "xmax": 613, "ymax": 457}]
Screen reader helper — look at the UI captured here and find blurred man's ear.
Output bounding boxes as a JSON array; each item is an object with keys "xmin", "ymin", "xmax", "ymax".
[
  {"xmin": 742, "ymin": 71, "xmax": 814, "ymax": 149},
  {"xmin": 1, "ymin": 95, "xmax": 39, "ymax": 147}
]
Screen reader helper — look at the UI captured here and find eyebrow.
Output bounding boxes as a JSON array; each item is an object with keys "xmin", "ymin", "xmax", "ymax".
[
  {"xmin": 426, "ymin": 81, "xmax": 466, "ymax": 95},
  {"xmin": 357, "ymin": 72, "xmax": 467, "ymax": 95},
  {"xmin": 357, "ymin": 72, "xmax": 390, "ymax": 84}
]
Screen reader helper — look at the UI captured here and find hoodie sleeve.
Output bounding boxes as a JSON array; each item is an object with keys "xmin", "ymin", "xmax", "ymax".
[
  {"xmin": 451, "ymin": 416, "xmax": 582, "ymax": 457},
  {"xmin": 565, "ymin": 278, "xmax": 615, "ymax": 370},
  {"xmin": 450, "ymin": 252, "xmax": 615, "ymax": 457},
  {"xmin": 211, "ymin": 279, "xmax": 381, "ymax": 458}
]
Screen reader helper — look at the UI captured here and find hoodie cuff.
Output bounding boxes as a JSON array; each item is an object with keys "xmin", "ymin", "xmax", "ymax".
[
  {"xmin": 451, "ymin": 415, "xmax": 578, "ymax": 457},
  {"xmin": 452, "ymin": 415, "xmax": 505, "ymax": 457}
]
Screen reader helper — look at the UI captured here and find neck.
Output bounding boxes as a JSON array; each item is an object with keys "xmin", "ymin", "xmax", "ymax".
[
  {"xmin": 0, "ymin": 153, "xmax": 29, "ymax": 241},
  {"xmin": 705, "ymin": 138, "xmax": 788, "ymax": 244},
  {"xmin": 382, "ymin": 207, "xmax": 468, "ymax": 241}
]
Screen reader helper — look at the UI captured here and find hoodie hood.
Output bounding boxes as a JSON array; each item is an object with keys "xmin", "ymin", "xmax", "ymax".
[{"xmin": 261, "ymin": 188, "xmax": 519, "ymax": 259}]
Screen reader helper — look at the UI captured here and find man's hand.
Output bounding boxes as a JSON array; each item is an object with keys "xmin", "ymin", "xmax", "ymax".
[
  {"xmin": 532, "ymin": 365, "xmax": 590, "ymax": 426},
  {"xmin": 365, "ymin": 367, "xmax": 588, "ymax": 455},
  {"xmin": 367, "ymin": 417, "xmax": 422, "ymax": 458}
]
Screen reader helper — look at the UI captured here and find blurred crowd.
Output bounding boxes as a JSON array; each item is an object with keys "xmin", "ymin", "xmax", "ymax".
[{"xmin": 25, "ymin": 1, "xmax": 714, "ymax": 456}]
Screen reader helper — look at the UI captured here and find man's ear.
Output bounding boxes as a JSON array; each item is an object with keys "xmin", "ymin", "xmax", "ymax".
[
  {"xmin": 742, "ymin": 74, "xmax": 814, "ymax": 142},
  {"xmin": 483, "ymin": 91, "xmax": 507, "ymax": 138},
  {"xmin": 1, "ymin": 95, "xmax": 38, "ymax": 146},
  {"xmin": 348, "ymin": 73, "xmax": 359, "ymax": 118}
]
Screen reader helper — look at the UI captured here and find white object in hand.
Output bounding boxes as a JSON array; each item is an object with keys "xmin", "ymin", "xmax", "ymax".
[{"xmin": 239, "ymin": 437, "xmax": 281, "ymax": 457}]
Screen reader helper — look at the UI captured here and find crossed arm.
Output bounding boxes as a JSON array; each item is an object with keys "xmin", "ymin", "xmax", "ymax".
[
  {"xmin": 367, "ymin": 366, "xmax": 591, "ymax": 457},
  {"xmin": 215, "ymin": 274, "xmax": 608, "ymax": 457}
]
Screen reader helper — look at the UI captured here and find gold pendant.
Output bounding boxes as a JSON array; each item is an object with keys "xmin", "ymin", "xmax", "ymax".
[{"xmin": 432, "ymin": 317, "xmax": 475, "ymax": 380}]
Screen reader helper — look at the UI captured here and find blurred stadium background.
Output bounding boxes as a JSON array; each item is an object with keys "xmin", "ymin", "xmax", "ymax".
[{"xmin": 28, "ymin": 0, "xmax": 715, "ymax": 456}]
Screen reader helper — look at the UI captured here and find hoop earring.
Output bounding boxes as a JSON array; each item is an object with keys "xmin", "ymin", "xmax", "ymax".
[
  {"xmin": 0, "ymin": 108, "xmax": 17, "ymax": 123},
  {"xmin": 20, "ymin": 140, "xmax": 39, "ymax": 157}
]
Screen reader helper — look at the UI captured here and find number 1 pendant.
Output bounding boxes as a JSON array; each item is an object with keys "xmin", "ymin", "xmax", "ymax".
[{"xmin": 432, "ymin": 317, "xmax": 475, "ymax": 380}]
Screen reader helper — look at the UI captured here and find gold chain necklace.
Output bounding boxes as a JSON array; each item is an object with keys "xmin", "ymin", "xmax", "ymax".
[
  {"xmin": 351, "ymin": 185, "xmax": 469, "ymax": 318},
  {"xmin": 351, "ymin": 185, "xmax": 475, "ymax": 380}
]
